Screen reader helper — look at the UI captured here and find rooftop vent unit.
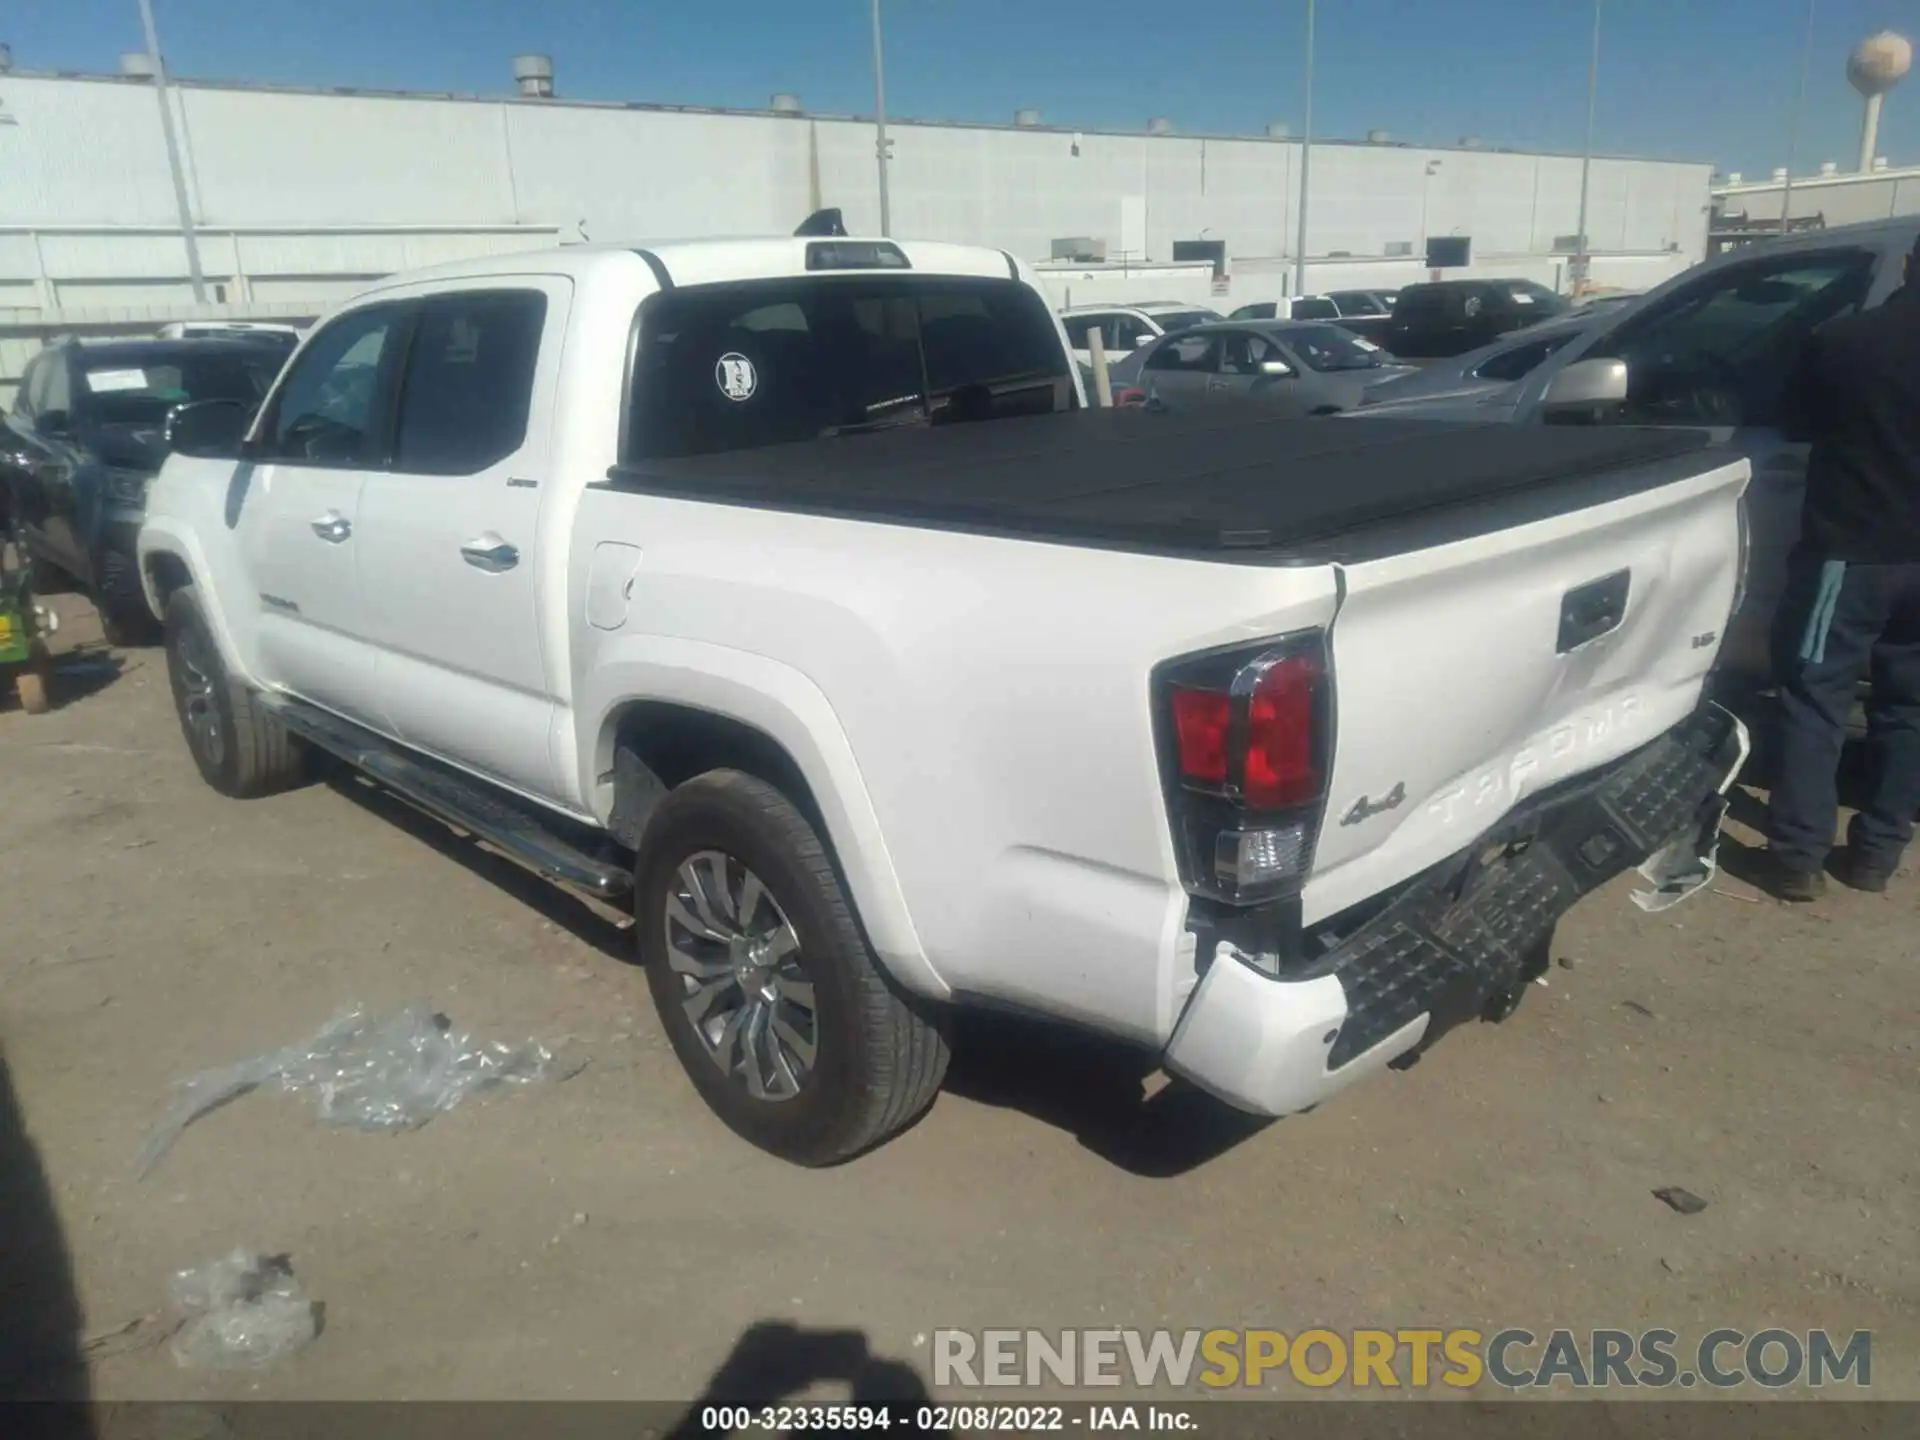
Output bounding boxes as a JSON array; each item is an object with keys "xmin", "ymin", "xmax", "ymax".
[
  {"xmin": 120, "ymin": 51, "xmax": 156, "ymax": 78},
  {"xmin": 1366, "ymin": 129, "xmax": 1392, "ymax": 143},
  {"xmin": 512, "ymin": 54, "xmax": 554, "ymax": 99},
  {"xmin": 1266, "ymin": 122, "xmax": 1291, "ymax": 138},
  {"xmin": 0, "ymin": 42, "xmax": 15, "ymax": 73},
  {"xmin": 1015, "ymin": 108, "xmax": 1041, "ymax": 127},
  {"xmin": 1873, "ymin": 155, "xmax": 1891, "ymax": 171},
  {"xmin": 1051, "ymin": 237, "xmax": 1108, "ymax": 262},
  {"xmin": 1772, "ymin": 166, "xmax": 1790, "ymax": 182},
  {"xmin": 1819, "ymin": 160, "xmax": 1838, "ymax": 175},
  {"xmin": 1147, "ymin": 117, "xmax": 1173, "ymax": 135},
  {"xmin": 771, "ymin": 92, "xmax": 803, "ymax": 115},
  {"xmin": 1726, "ymin": 171, "xmax": 1744, "ymax": 184},
  {"xmin": 1459, "ymin": 135, "xmax": 1484, "ymax": 148}
]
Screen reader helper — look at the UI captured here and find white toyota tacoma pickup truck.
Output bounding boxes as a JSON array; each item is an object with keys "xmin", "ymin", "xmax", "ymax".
[{"xmin": 138, "ymin": 236, "xmax": 1751, "ymax": 1166}]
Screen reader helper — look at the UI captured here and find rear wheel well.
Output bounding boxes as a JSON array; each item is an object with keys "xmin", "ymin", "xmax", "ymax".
[
  {"xmin": 606, "ymin": 703, "xmax": 830, "ymax": 849},
  {"xmin": 145, "ymin": 552, "xmax": 194, "ymax": 609}
]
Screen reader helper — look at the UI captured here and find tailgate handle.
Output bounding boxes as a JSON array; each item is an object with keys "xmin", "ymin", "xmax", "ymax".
[{"xmin": 1558, "ymin": 569, "xmax": 1631, "ymax": 653}]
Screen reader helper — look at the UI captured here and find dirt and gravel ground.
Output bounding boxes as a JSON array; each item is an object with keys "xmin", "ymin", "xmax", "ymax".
[{"xmin": 1, "ymin": 597, "xmax": 1915, "ymax": 1406}]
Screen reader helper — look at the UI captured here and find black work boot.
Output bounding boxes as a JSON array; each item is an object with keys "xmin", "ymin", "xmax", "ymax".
[
  {"xmin": 1836, "ymin": 848, "xmax": 1893, "ymax": 893},
  {"xmin": 1764, "ymin": 857, "xmax": 1828, "ymax": 903}
]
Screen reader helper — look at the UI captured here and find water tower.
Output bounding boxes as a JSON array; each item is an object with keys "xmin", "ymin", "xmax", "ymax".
[{"xmin": 1848, "ymin": 31, "xmax": 1911, "ymax": 173}]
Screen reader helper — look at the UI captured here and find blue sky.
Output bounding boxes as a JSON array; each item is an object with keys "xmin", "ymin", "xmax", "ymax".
[{"xmin": 8, "ymin": 0, "xmax": 1916, "ymax": 176}]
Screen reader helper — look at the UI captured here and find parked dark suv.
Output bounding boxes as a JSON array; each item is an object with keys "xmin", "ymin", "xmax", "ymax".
[
  {"xmin": 1, "ymin": 335, "xmax": 292, "ymax": 642},
  {"xmin": 1383, "ymin": 278, "xmax": 1570, "ymax": 360}
]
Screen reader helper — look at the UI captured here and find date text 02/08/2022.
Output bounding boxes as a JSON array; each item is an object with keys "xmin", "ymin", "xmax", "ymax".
[{"xmin": 696, "ymin": 1404, "xmax": 1197, "ymax": 1432}]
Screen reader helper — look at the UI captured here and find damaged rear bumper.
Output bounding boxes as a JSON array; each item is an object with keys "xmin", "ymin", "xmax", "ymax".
[{"xmin": 1163, "ymin": 702, "xmax": 1749, "ymax": 1117}]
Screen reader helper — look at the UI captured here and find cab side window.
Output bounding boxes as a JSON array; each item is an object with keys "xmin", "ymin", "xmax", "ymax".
[
  {"xmin": 1581, "ymin": 251, "xmax": 1874, "ymax": 428},
  {"xmin": 260, "ymin": 305, "xmax": 406, "ymax": 467}
]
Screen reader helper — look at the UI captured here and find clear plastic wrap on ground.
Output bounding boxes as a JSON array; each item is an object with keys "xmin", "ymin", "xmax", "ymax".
[
  {"xmin": 137, "ymin": 1002, "xmax": 583, "ymax": 1176},
  {"xmin": 169, "ymin": 1250, "xmax": 319, "ymax": 1369}
]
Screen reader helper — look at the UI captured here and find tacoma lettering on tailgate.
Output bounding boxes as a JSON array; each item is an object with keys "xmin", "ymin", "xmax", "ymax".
[{"xmin": 1425, "ymin": 694, "xmax": 1645, "ymax": 828}]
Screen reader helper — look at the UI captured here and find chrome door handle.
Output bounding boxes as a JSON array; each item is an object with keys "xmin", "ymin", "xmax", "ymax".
[
  {"xmin": 310, "ymin": 511, "xmax": 352, "ymax": 543},
  {"xmin": 460, "ymin": 534, "xmax": 519, "ymax": 573}
]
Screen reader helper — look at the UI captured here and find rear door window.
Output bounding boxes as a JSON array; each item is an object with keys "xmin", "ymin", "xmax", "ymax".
[
  {"xmin": 627, "ymin": 276, "xmax": 1073, "ymax": 460},
  {"xmin": 1143, "ymin": 333, "xmax": 1222, "ymax": 373},
  {"xmin": 1391, "ymin": 287, "xmax": 1457, "ymax": 323},
  {"xmin": 391, "ymin": 290, "xmax": 547, "ymax": 474},
  {"xmin": 1291, "ymin": 297, "xmax": 1339, "ymax": 320},
  {"xmin": 1062, "ymin": 316, "xmax": 1104, "ymax": 350},
  {"xmin": 1329, "ymin": 291, "xmax": 1386, "ymax": 317},
  {"xmin": 1218, "ymin": 331, "xmax": 1285, "ymax": 375}
]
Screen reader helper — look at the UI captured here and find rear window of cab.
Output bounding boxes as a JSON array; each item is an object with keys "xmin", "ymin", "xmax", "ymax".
[{"xmin": 625, "ymin": 275, "xmax": 1075, "ymax": 461}]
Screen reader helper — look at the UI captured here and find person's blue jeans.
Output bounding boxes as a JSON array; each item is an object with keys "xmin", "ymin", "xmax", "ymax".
[{"xmin": 1766, "ymin": 548, "xmax": 1920, "ymax": 876}]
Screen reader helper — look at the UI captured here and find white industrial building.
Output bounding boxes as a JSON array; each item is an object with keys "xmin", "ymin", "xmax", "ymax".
[
  {"xmin": 1711, "ymin": 161, "xmax": 1920, "ymax": 246},
  {"xmin": 0, "ymin": 63, "xmax": 1716, "ymax": 400}
]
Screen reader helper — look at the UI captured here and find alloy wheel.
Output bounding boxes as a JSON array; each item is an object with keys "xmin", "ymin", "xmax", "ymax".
[
  {"xmin": 171, "ymin": 625, "xmax": 225, "ymax": 769},
  {"xmin": 663, "ymin": 850, "xmax": 819, "ymax": 1101}
]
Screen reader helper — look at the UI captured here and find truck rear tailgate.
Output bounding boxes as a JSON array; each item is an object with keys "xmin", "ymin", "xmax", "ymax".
[{"xmin": 1302, "ymin": 450, "xmax": 1749, "ymax": 925}]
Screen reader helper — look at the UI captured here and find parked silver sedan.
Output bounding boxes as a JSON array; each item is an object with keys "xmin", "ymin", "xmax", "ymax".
[
  {"xmin": 1355, "ymin": 313, "xmax": 1596, "ymax": 418},
  {"xmin": 1107, "ymin": 321, "xmax": 1416, "ymax": 415}
]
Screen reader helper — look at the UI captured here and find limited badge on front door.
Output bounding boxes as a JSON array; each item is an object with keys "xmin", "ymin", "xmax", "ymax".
[{"xmin": 715, "ymin": 353, "xmax": 757, "ymax": 402}]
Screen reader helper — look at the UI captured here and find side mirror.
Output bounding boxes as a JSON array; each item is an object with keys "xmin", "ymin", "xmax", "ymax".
[
  {"xmin": 1259, "ymin": 359, "xmax": 1295, "ymax": 378},
  {"xmin": 1134, "ymin": 335, "xmax": 1155, "ymax": 350},
  {"xmin": 165, "ymin": 398, "xmax": 252, "ymax": 459},
  {"xmin": 37, "ymin": 408, "xmax": 73, "ymax": 439},
  {"xmin": 1540, "ymin": 357, "xmax": 1628, "ymax": 413}
]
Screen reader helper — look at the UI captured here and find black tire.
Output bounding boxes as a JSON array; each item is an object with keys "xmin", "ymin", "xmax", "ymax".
[
  {"xmin": 97, "ymin": 549, "xmax": 161, "ymax": 647},
  {"xmin": 636, "ymin": 769, "xmax": 948, "ymax": 1165},
  {"xmin": 162, "ymin": 585, "xmax": 305, "ymax": 798}
]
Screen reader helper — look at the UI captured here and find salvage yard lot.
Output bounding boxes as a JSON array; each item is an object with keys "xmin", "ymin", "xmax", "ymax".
[{"xmin": 2, "ymin": 600, "xmax": 1916, "ymax": 1402}]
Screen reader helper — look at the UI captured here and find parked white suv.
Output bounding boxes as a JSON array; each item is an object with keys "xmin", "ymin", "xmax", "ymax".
[
  {"xmin": 1060, "ymin": 303, "xmax": 1224, "ymax": 369},
  {"xmin": 139, "ymin": 236, "xmax": 1749, "ymax": 1166}
]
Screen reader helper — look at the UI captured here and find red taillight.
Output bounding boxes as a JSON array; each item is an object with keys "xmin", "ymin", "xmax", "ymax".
[
  {"xmin": 1170, "ymin": 686, "xmax": 1231, "ymax": 785},
  {"xmin": 1116, "ymin": 387, "xmax": 1148, "ymax": 408},
  {"xmin": 1243, "ymin": 653, "xmax": 1321, "ymax": 809},
  {"xmin": 1157, "ymin": 634, "xmax": 1330, "ymax": 906}
]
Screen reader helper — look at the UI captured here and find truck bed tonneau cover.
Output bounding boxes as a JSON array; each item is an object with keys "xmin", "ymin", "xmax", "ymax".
[{"xmin": 605, "ymin": 409, "xmax": 1720, "ymax": 562}]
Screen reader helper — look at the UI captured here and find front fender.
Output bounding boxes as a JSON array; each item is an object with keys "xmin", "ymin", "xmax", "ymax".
[
  {"xmin": 577, "ymin": 635, "xmax": 946, "ymax": 1002},
  {"xmin": 134, "ymin": 519, "xmax": 258, "ymax": 685}
]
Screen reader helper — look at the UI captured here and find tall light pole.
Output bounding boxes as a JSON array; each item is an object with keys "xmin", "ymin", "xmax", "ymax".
[
  {"xmin": 869, "ymin": 0, "xmax": 893, "ymax": 236},
  {"xmin": 1291, "ymin": 0, "xmax": 1315, "ymax": 296},
  {"xmin": 136, "ymin": 0, "xmax": 207, "ymax": 304},
  {"xmin": 1781, "ymin": 0, "xmax": 1818, "ymax": 228},
  {"xmin": 1572, "ymin": 0, "xmax": 1602, "ymax": 294}
]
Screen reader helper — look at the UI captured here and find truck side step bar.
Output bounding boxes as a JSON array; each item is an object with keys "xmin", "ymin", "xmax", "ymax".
[{"xmin": 263, "ymin": 695, "xmax": 634, "ymax": 906}]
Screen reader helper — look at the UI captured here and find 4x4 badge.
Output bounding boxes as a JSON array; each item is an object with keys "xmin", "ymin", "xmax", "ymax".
[{"xmin": 1341, "ymin": 781, "xmax": 1406, "ymax": 827}]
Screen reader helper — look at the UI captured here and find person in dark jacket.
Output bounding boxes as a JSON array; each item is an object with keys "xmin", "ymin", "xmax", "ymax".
[{"xmin": 1765, "ymin": 232, "xmax": 1920, "ymax": 900}]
